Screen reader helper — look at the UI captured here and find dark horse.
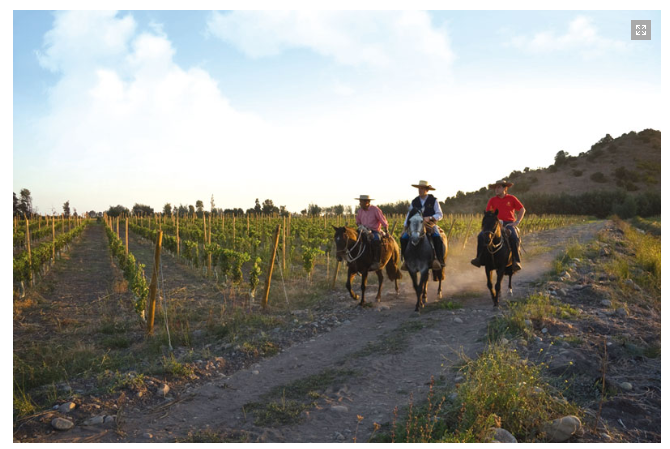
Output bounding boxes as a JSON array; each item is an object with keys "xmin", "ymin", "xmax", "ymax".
[
  {"xmin": 332, "ymin": 226, "xmax": 402, "ymax": 306},
  {"xmin": 479, "ymin": 210, "xmax": 514, "ymax": 307},
  {"xmin": 404, "ymin": 209, "xmax": 448, "ymax": 312}
]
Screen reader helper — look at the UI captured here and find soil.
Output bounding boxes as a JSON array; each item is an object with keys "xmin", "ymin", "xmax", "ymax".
[{"xmin": 13, "ymin": 220, "xmax": 661, "ymax": 443}]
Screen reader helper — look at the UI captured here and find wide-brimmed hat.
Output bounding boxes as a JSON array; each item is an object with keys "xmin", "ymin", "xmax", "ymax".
[
  {"xmin": 354, "ymin": 195, "xmax": 374, "ymax": 201},
  {"xmin": 488, "ymin": 179, "xmax": 514, "ymax": 189},
  {"xmin": 411, "ymin": 180, "xmax": 435, "ymax": 190}
]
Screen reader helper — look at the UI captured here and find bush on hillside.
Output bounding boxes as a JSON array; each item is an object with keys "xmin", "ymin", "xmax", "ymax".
[{"xmin": 590, "ymin": 172, "xmax": 607, "ymax": 183}]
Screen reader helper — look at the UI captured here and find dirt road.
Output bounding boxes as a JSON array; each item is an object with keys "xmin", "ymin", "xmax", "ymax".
[{"xmin": 82, "ymin": 220, "xmax": 603, "ymax": 443}]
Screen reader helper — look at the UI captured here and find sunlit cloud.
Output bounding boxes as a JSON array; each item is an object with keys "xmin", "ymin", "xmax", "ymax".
[
  {"xmin": 206, "ymin": 11, "xmax": 454, "ymax": 79},
  {"xmin": 507, "ymin": 16, "xmax": 630, "ymax": 58}
]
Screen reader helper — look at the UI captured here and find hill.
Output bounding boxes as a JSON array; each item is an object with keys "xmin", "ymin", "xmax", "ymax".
[{"xmin": 444, "ymin": 129, "xmax": 661, "ymax": 217}]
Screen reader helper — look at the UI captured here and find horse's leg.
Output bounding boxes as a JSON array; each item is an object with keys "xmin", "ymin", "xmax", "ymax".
[
  {"xmin": 486, "ymin": 268, "xmax": 496, "ymax": 305},
  {"xmin": 359, "ymin": 270, "xmax": 369, "ymax": 306},
  {"xmin": 437, "ymin": 269, "xmax": 443, "ymax": 299},
  {"xmin": 346, "ymin": 267, "xmax": 359, "ymax": 301},
  {"xmin": 375, "ymin": 270, "xmax": 384, "ymax": 302},
  {"xmin": 420, "ymin": 269, "xmax": 430, "ymax": 308},
  {"xmin": 493, "ymin": 268, "xmax": 504, "ymax": 307},
  {"xmin": 508, "ymin": 273, "xmax": 513, "ymax": 297},
  {"xmin": 408, "ymin": 270, "xmax": 421, "ymax": 312}
]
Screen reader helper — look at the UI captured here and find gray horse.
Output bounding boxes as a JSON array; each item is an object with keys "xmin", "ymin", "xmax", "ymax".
[{"xmin": 404, "ymin": 208, "xmax": 448, "ymax": 311}]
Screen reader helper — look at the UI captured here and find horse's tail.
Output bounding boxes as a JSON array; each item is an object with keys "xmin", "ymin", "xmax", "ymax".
[{"xmin": 385, "ymin": 238, "xmax": 402, "ymax": 281}]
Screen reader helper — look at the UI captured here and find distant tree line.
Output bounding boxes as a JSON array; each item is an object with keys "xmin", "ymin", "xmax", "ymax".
[{"xmin": 444, "ymin": 190, "xmax": 660, "ymax": 219}]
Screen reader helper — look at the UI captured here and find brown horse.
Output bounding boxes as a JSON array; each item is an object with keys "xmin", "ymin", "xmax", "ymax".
[
  {"xmin": 332, "ymin": 226, "xmax": 402, "ymax": 306},
  {"xmin": 478, "ymin": 210, "xmax": 514, "ymax": 307}
]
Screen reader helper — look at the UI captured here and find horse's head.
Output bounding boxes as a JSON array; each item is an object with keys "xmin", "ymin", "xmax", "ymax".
[
  {"xmin": 481, "ymin": 209, "xmax": 501, "ymax": 245},
  {"xmin": 332, "ymin": 225, "xmax": 358, "ymax": 261},
  {"xmin": 407, "ymin": 208, "xmax": 425, "ymax": 246}
]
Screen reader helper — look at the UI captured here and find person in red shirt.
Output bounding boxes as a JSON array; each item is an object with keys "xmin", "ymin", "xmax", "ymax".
[
  {"xmin": 471, "ymin": 179, "xmax": 526, "ymax": 271},
  {"xmin": 355, "ymin": 195, "xmax": 389, "ymax": 271}
]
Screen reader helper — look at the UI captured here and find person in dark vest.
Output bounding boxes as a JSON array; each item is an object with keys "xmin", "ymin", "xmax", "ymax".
[
  {"xmin": 400, "ymin": 180, "xmax": 446, "ymax": 271},
  {"xmin": 471, "ymin": 179, "xmax": 525, "ymax": 271},
  {"xmin": 354, "ymin": 195, "xmax": 389, "ymax": 271}
]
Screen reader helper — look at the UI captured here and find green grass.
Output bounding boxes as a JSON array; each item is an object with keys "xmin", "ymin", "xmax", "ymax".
[
  {"xmin": 378, "ymin": 345, "xmax": 577, "ymax": 442},
  {"xmin": 600, "ymin": 218, "xmax": 660, "ymax": 298},
  {"xmin": 157, "ymin": 354, "xmax": 195, "ymax": 378},
  {"xmin": 551, "ymin": 240, "xmax": 585, "ymax": 275},
  {"xmin": 244, "ymin": 368, "xmax": 356, "ymax": 427},
  {"xmin": 175, "ymin": 429, "xmax": 252, "ymax": 443},
  {"xmin": 487, "ymin": 293, "xmax": 579, "ymax": 342},
  {"xmin": 353, "ymin": 320, "xmax": 427, "ymax": 358}
]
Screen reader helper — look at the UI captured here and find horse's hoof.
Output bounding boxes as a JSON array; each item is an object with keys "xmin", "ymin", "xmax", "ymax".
[{"xmin": 508, "ymin": 289, "xmax": 513, "ymax": 296}]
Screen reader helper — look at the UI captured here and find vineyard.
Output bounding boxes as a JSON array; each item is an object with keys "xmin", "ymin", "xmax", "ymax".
[
  {"xmin": 14, "ymin": 212, "xmax": 661, "ymax": 443},
  {"xmin": 46, "ymin": 212, "xmax": 587, "ymax": 310}
]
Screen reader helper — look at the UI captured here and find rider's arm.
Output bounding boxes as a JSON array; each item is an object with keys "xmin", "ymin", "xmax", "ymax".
[
  {"xmin": 514, "ymin": 207, "xmax": 526, "ymax": 227},
  {"xmin": 376, "ymin": 206, "xmax": 389, "ymax": 229},
  {"xmin": 432, "ymin": 200, "xmax": 444, "ymax": 222}
]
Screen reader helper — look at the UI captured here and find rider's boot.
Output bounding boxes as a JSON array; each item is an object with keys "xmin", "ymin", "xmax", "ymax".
[
  {"xmin": 400, "ymin": 237, "xmax": 408, "ymax": 271},
  {"xmin": 370, "ymin": 239, "xmax": 382, "ymax": 271},
  {"xmin": 470, "ymin": 241, "xmax": 483, "ymax": 268},
  {"xmin": 432, "ymin": 234, "xmax": 445, "ymax": 270},
  {"xmin": 511, "ymin": 241, "xmax": 522, "ymax": 272}
]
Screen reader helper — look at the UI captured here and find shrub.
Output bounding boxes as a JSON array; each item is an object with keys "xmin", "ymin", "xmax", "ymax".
[
  {"xmin": 571, "ymin": 169, "xmax": 583, "ymax": 177},
  {"xmin": 590, "ymin": 172, "xmax": 607, "ymax": 183}
]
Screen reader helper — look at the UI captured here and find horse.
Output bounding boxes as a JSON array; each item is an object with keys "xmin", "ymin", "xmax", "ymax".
[
  {"xmin": 404, "ymin": 209, "xmax": 448, "ymax": 312},
  {"xmin": 479, "ymin": 209, "xmax": 514, "ymax": 307},
  {"xmin": 332, "ymin": 226, "xmax": 402, "ymax": 307}
]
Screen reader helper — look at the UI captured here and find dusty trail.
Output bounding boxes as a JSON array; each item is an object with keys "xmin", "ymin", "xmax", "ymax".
[{"xmin": 93, "ymin": 221, "xmax": 604, "ymax": 443}]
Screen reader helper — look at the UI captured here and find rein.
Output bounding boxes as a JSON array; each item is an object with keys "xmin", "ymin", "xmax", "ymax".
[
  {"xmin": 484, "ymin": 221, "xmax": 504, "ymax": 254},
  {"xmin": 338, "ymin": 230, "xmax": 367, "ymax": 263}
]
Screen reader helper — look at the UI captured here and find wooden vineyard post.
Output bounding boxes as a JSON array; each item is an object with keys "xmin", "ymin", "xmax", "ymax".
[
  {"xmin": 26, "ymin": 218, "xmax": 32, "ymax": 286},
  {"xmin": 176, "ymin": 214, "xmax": 180, "ymax": 257},
  {"xmin": 461, "ymin": 215, "xmax": 475, "ymax": 250},
  {"xmin": 282, "ymin": 216, "xmax": 286, "ymax": 271},
  {"xmin": 331, "ymin": 260, "xmax": 340, "ymax": 289},
  {"xmin": 125, "ymin": 217, "xmax": 129, "ymax": 255},
  {"xmin": 232, "ymin": 215, "xmax": 236, "ymax": 250},
  {"xmin": 207, "ymin": 214, "xmax": 212, "ymax": 276},
  {"xmin": 146, "ymin": 230, "xmax": 163, "ymax": 336},
  {"xmin": 446, "ymin": 216, "xmax": 457, "ymax": 241},
  {"xmin": 52, "ymin": 216, "xmax": 55, "ymax": 261},
  {"xmin": 262, "ymin": 224, "xmax": 281, "ymax": 309}
]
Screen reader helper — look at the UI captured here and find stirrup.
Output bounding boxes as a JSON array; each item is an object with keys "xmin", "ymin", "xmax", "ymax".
[{"xmin": 432, "ymin": 259, "xmax": 442, "ymax": 270}]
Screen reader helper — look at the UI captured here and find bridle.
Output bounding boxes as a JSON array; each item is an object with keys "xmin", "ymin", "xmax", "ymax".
[
  {"xmin": 408, "ymin": 211, "xmax": 426, "ymax": 246},
  {"xmin": 336, "ymin": 229, "xmax": 367, "ymax": 263},
  {"xmin": 483, "ymin": 219, "xmax": 504, "ymax": 254}
]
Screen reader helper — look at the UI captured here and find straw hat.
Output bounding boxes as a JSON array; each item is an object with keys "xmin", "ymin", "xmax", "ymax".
[
  {"xmin": 354, "ymin": 195, "xmax": 374, "ymax": 201},
  {"xmin": 488, "ymin": 179, "xmax": 514, "ymax": 189},
  {"xmin": 411, "ymin": 180, "xmax": 435, "ymax": 190}
]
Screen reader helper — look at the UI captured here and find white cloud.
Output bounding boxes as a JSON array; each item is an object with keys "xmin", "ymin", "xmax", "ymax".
[
  {"xmin": 30, "ymin": 11, "xmax": 282, "ymax": 211},
  {"xmin": 508, "ymin": 16, "xmax": 629, "ymax": 57},
  {"xmin": 206, "ymin": 11, "xmax": 454, "ymax": 77}
]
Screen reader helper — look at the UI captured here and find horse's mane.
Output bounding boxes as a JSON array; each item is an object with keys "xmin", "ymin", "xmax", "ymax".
[
  {"xmin": 407, "ymin": 207, "xmax": 422, "ymax": 221},
  {"xmin": 481, "ymin": 210, "xmax": 500, "ymax": 232}
]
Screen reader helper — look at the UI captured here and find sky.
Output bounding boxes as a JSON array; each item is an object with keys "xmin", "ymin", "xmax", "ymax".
[{"xmin": 10, "ymin": 3, "xmax": 664, "ymax": 215}]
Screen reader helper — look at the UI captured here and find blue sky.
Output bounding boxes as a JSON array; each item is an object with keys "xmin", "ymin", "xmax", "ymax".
[{"xmin": 11, "ymin": 7, "xmax": 663, "ymax": 215}]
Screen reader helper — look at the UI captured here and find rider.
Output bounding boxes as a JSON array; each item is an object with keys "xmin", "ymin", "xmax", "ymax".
[
  {"xmin": 354, "ymin": 195, "xmax": 389, "ymax": 271},
  {"xmin": 470, "ymin": 179, "xmax": 525, "ymax": 271},
  {"xmin": 400, "ymin": 180, "xmax": 446, "ymax": 271}
]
